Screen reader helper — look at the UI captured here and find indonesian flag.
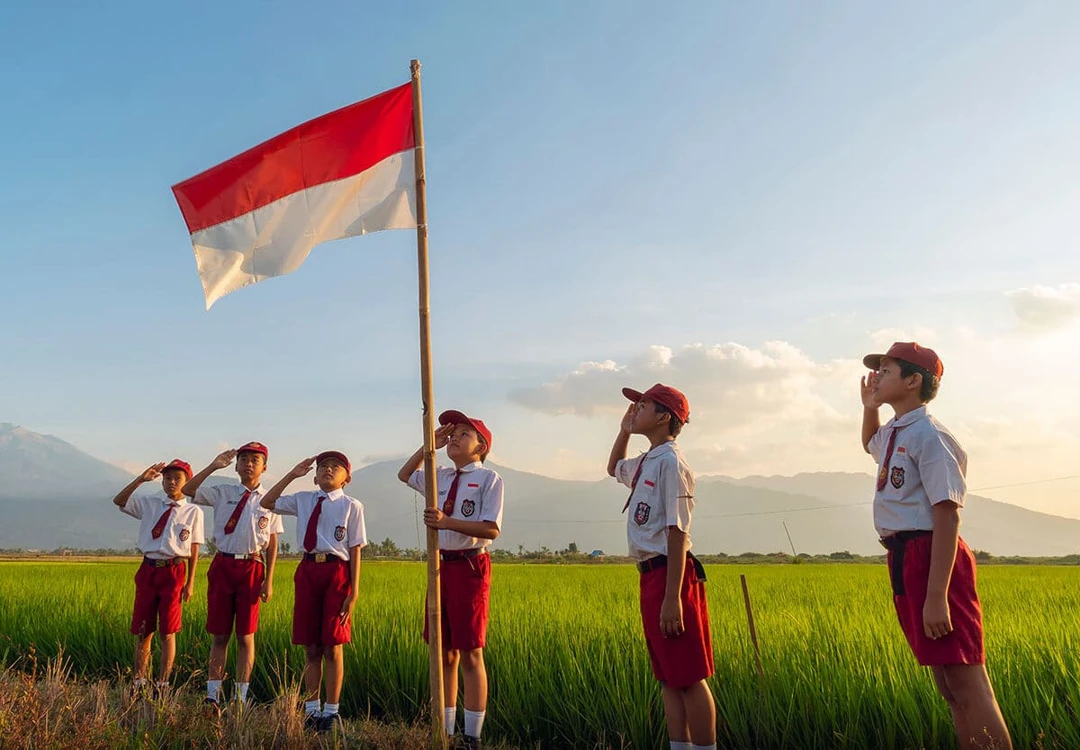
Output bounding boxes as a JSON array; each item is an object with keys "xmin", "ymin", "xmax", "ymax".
[{"xmin": 171, "ymin": 83, "xmax": 416, "ymax": 308}]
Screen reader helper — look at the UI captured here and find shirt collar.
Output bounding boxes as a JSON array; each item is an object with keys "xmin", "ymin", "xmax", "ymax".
[
  {"xmin": 455, "ymin": 461, "xmax": 483, "ymax": 473},
  {"xmin": 241, "ymin": 484, "xmax": 265, "ymax": 496},
  {"xmin": 645, "ymin": 441, "xmax": 676, "ymax": 458},
  {"xmin": 890, "ymin": 405, "xmax": 928, "ymax": 429},
  {"xmin": 159, "ymin": 493, "xmax": 186, "ymax": 506},
  {"xmin": 322, "ymin": 488, "xmax": 345, "ymax": 501}
]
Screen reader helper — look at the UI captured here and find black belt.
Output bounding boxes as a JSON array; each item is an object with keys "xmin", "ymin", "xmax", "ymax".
[
  {"xmin": 440, "ymin": 548, "xmax": 486, "ymax": 562},
  {"xmin": 142, "ymin": 557, "xmax": 184, "ymax": 568},
  {"xmin": 217, "ymin": 552, "xmax": 264, "ymax": 562},
  {"xmin": 880, "ymin": 530, "xmax": 933, "ymax": 596},
  {"xmin": 636, "ymin": 552, "xmax": 707, "ymax": 582},
  {"xmin": 303, "ymin": 552, "xmax": 346, "ymax": 563}
]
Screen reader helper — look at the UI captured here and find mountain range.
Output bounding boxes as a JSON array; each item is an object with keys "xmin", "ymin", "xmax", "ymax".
[{"xmin": 1, "ymin": 422, "xmax": 1077, "ymax": 556}]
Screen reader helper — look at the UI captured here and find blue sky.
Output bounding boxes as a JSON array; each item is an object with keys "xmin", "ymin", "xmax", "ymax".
[{"xmin": 2, "ymin": 2, "xmax": 1079, "ymax": 515}]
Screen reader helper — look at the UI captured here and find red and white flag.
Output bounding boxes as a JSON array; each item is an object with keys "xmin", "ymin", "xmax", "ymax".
[{"xmin": 172, "ymin": 83, "xmax": 416, "ymax": 308}]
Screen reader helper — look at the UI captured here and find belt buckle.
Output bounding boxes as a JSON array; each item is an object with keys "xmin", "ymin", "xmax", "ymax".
[
  {"xmin": 155, "ymin": 559, "xmax": 168, "ymax": 568},
  {"xmin": 315, "ymin": 553, "xmax": 328, "ymax": 563}
]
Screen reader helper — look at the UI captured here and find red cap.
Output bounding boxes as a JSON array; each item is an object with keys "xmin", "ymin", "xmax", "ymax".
[
  {"xmin": 236, "ymin": 441, "xmax": 268, "ymax": 459},
  {"xmin": 162, "ymin": 459, "xmax": 193, "ymax": 479},
  {"xmin": 315, "ymin": 450, "xmax": 351, "ymax": 474},
  {"xmin": 622, "ymin": 383, "xmax": 691, "ymax": 424},
  {"xmin": 438, "ymin": 410, "xmax": 493, "ymax": 456},
  {"xmin": 863, "ymin": 342, "xmax": 944, "ymax": 377}
]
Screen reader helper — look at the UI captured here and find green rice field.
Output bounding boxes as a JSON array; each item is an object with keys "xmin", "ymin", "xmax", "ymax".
[{"xmin": 0, "ymin": 560, "xmax": 1077, "ymax": 749}]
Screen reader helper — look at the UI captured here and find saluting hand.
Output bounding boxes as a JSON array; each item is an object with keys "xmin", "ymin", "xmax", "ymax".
[
  {"xmin": 211, "ymin": 449, "xmax": 238, "ymax": 470},
  {"xmin": 860, "ymin": 373, "xmax": 879, "ymax": 409},
  {"xmin": 423, "ymin": 507, "xmax": 449, "ymax": 529},
  {"xmin": 923, "ymin": 595, "xmax": 953, "ymax": 640},
  {"xmin": 620, "ymin": 403, "xmax": 636, "ymax": 434},
  {"xmin": 433, "ymin": 424, "xmax": 454, "ymax": 449},
  {"xmin": 288, "ymin": 457, "xmax": 317, "ymax": 479},
  {"xmin": 139, "ymin": 463, "xmax": 167, "ymax": 483}
]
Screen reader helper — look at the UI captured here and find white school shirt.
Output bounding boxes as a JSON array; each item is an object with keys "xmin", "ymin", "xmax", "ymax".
[
  {"xmin": 614, "ymin": 441, "xmax": 695, "ymax": 561},
  {"xmin": 408, "ymin": 461, "xmax": 504, "ymax": 551},
  {"xmin": 275, "ymin": 487, "xmax": 367, "ymax": 560},
  {"xmin": 193, "ymin": 482, "xmax": 283, "ymax": 555},
  {"xmin": 868, "ymin": 405, "xmax": 967, "ymax": 537},
  {"xmin": 120, "ymin": 493, "xmax": 205, "ymax": 559}
]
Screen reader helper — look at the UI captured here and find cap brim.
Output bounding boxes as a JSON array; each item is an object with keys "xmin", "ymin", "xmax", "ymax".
[
  {"xmin": 862, "ymin": 354, "xmax": 884, "ymax": 370},
  {"xmin": 438, "ymin": 410, "xmax": 470, "ymax": 427},
  {"xmin": 621, "ymin": 387, "xmax": 644, "ymax": 402}
]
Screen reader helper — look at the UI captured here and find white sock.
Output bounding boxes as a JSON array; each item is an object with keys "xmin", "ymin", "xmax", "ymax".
[
  {"xmin": 155, "ymin": 681, "xmax": 168, "ymax": 692},
  {"xmin": 444, "ymin": 706, "xmax": 457, "ymax": 735},
  {"xmin": 207, "ymin": 680, "xmax": 222, "ymax": 701},
  {"xmin": 304, "ymin": 699, "xmax": 321, "ymax": 717},
  {"xmin": 464, "ymin": 709, "xmax": 485, "ymax": 738},
  {"xmin": 236, "ymin": 682, "xmax": 249, "ymax": 702},
  {"xmin": 323, "ymin": 702, "xmax": 339, "ymax": 716},
  {"xmin": 133, "ymin": 678, "xmax": 148, "ymax": 688},
  {"xmin": 671, "ymin": 743, "xmax": 692, "ymax": 750},
  {"xmin": 691, "ymin": 744, "xmax": 717, "ymax": 750}
]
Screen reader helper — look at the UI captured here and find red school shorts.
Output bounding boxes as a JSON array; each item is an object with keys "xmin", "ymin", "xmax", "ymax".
[
  {"xmin": 206, "ymin": 555, "xmax": 265, "ymax": 636},
  {"xmin": 131, "ymin": 559, "xmax": 186, "ymax": 637},
  {"xmin": 292, "ymin": 557, "xmax": 352, "ymax": 647},
  {"xmin": 639, "ymin": 557, "xmax": 715, "ymax": 689},
  {"xmin": 424, "ymin": 552, "xmax": 491, "ymax": 651},
  {"xmin": 889, "ymin": 534, "xmax": 985, "ymax": 666}
]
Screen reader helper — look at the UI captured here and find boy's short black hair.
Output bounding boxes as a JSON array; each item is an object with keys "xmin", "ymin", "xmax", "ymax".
[
  {"xmin": 653, "ymin": 402, "xmax": 684, "ymax": 438},
  {"xmin": 897, "ymin": 359, "xmax": 940, "ymax": 403}
]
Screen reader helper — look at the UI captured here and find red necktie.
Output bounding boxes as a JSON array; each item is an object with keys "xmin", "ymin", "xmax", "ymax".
[
  {"xmin": 150, "ymin": 503, "xmax": 178, "ymax": 539},
  {"xmin": 303, "ymin": 495, "xmax": 326, "ymax": 552},
  {"xmin": 622, "ymin": 460, "xmax": 646, "ymax": 513},
  {"xmin": 442, "ymin": 471, "xmax": 463, "ymax": 516},
  {"xmin": 876, "ymin": 427, "xmax": 899, "ymax": 491},
  {"xmin": 223, "ymin": 490, "xmax": 251, "ymax": 535}
]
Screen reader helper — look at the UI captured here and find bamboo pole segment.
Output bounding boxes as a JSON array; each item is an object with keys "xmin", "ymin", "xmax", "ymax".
[
  {"xmin": 410, "ymin": 58, "xmax": 446, "ymax": 748},
  {"xmin": 740, "ymin": 573, "xmax": 765, "ymax": 678}
]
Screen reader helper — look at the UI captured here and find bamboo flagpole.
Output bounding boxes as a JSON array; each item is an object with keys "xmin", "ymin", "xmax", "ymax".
[{"xmin": 410, "ymin": 59, "xmax": 446, "ymax": 746}]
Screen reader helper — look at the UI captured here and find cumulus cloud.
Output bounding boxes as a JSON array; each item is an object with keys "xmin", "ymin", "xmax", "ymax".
[
  {"xmin": 1007, "ymin": 283, "xmax": 1080, "ymax": 332},
  {"xmin": 509, "ymin": 341, "xmax": 868, "ymax": 475}
]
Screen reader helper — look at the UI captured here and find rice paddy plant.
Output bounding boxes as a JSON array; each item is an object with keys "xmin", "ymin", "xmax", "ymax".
[{"xmin": 0, "ymin": 560, "xmax": 1077, "ymax": 749}]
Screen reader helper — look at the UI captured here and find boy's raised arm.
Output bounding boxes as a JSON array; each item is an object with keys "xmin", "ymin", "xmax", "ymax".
[
  {"xmin": 113, "ymin": 463, "xmax": 166, "ymax": 507},
  {"xmin": 260, "ymin": 457, "xmax": 316, "ymax": 509},
  {"xmin": 182, "ymin": 449, "xmax": 237, "ymax": 497},
  {"xmin": 860, "ymin": 375, "xmax": 881, "ymax": 453},
  {"xmin": 397, "ymin": 424, "xmax": 453, "ymax": 483},
  {"xmin": 607, "ymin": 405, "xmax": 635, "ymax": 477}
]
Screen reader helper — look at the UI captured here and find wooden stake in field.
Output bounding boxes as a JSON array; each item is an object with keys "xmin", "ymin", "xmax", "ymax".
[
  {"xmin": 740, "ymin": 574, "xmax": 765, "ymax": 678},
  {"xmin": 410, "ymin": 58, "xmax": 447, "ymax": 748}
]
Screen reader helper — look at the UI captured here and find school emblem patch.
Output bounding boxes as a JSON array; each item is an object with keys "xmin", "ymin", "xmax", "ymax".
[
  {"xmin": 258, "ymin": 516, "xmax": 268, "ymax": 530},
  {"xmin": 334, "ymin": 525, "xmax": 346, "ymax": 542},
  {"xmin": 634, "ymin": 501, "xmax": 651, "ymax": 526},
  {"xmin": 890, "ymin": 466, "xmax": 905, "ymax": 489},
  {"xmin": 461, "ymin": 499, "xmax": 476, "ymax": 517},
  {"xmin": 179, "ymin": 528, "xmax": 190, "ymax": 542}
]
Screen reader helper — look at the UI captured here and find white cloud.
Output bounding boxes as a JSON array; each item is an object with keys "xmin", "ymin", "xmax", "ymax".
[{"xmin": 1006, "ymin": 283, "xmax": 1080, "ymax": 332}]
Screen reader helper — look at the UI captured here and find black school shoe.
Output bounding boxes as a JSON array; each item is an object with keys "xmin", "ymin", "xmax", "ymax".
[
  {"xmin": 303, "ymin": 712, "xmax": 321, "ymax": 732},
  {"xmin": 203, "ymin": 697, "xmax": 222, "ymax": 716},
  {"xmin": 317, "ymin": 712, "xmax": 345, "ymax": 734},
  {"xmin": 460, "ymin": 735, "xmax": 481, "ymax": 750}
]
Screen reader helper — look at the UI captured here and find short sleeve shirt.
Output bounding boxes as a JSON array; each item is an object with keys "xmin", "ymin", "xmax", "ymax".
[
  {"xmin": 275, "ymin": 488, "xmax": 366, "ymax": 560},
  {"xmin": 193, "ymin": 482, "xmax": 284, "ymax": 554},
  {"xmin": 408, "ymin": 461, "xmax": 504, "ymax": 551},
  {"xmin": 868, "ymin": 406, "xmax": 967, "ymax": 536},
  {"xmin": 120, "ymin": 493, "xmax": 205, "ymax": 558},
  {"xmin": 614, "ymin": 442, "xmax": 695, "ymax": 561}
]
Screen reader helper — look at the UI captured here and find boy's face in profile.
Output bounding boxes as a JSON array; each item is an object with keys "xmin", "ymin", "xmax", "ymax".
[
  {"xmin": 871, "ymin": 357, "xmax": 919, "ymax": 406},
  {"xmin": 316, "ymin": 458, "xmax": 350, "ymax": 491},
  {"xmin": 236, "ymin": 451, "xmax": 266, "ymax": 485},
  {"xmin": 446, "ymin": 424, "xmax": 485, "ymax": 464},
  {"xmin": 161, "ymin": 469, "xmax": 187, "ymax": 498},
  {"xmin": 629, "ymin": 398, "xmax": 668, "ymax": 435}
]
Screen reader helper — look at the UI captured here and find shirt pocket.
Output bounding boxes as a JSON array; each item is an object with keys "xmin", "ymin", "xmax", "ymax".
[{"xmin": 630, "ymin": 478, "xmax": 660, "ymax": 527}]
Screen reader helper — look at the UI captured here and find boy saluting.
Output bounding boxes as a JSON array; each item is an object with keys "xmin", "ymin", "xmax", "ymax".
[
  {"xmin": 261, "ymin": 451, "xmax": 366, "ymax": 733},
  {"xmin": 112, "ymin": 459, "xmax": 204, "ymax": 695},
  {"xmin": 183, "ymin": 441, "xmax": 283, "ymax": 709},
  {"xmin": 607, "ymin": 384, "xmax": 716, "ymax": 750},
  {"xmin": 861, "ymin": 342, "xmax": 1011, "ymax": 749}
]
